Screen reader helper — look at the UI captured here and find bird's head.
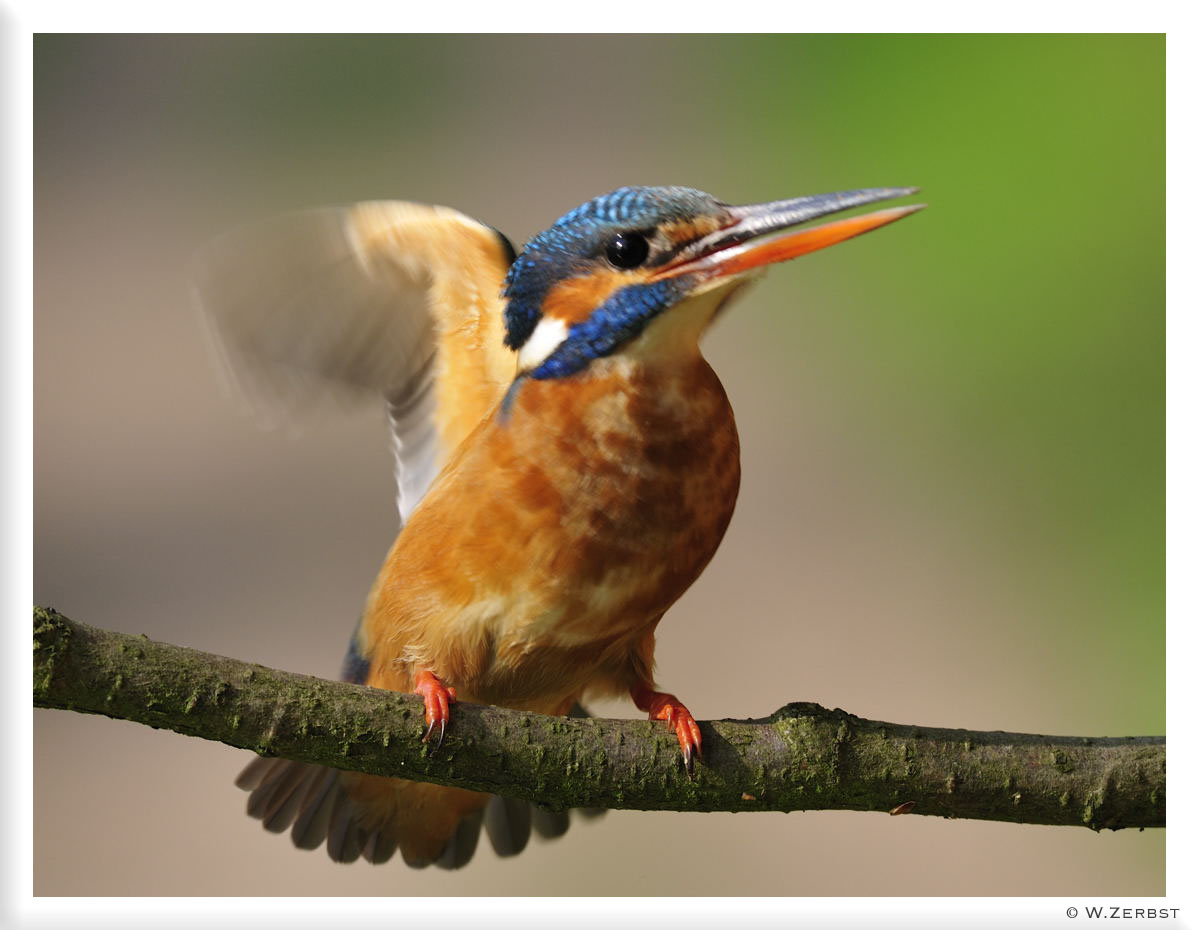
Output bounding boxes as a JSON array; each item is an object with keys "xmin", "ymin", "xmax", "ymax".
[{"xmin": 502, "ymin": 185, "xmax": 922, "ymax": 379}]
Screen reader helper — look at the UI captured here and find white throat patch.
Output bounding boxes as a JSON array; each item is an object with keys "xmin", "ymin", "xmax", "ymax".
[{"xmin": 517, "ymin": 316, "xmax": 570, "ymax": 372}]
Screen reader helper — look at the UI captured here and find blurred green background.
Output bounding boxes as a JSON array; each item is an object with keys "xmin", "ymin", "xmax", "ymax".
[{"xmin": 34, "ymin": 35, "xmax": 1163, "ymax": 895}]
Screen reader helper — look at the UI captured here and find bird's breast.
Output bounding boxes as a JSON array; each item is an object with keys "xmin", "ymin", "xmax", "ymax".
[{"xmin": 364, "ymin": 353, "xmax": 740, "ymax": 707}]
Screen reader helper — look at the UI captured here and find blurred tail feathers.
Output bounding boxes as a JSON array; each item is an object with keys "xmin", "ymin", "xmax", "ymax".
[{"xmin": 235, "ymin": 704, "xmax": 605, "ymax": 868}]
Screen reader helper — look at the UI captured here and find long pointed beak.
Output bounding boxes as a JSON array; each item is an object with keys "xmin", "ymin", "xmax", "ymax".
[{"xmin": 652, "ymin": 187, "xmax": 924, "ymax": 282}]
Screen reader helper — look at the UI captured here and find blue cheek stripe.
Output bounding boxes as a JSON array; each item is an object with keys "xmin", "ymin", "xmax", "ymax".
[{"xmin": 529, "ymin": 278, "xmax": 685, "ymax": 380}]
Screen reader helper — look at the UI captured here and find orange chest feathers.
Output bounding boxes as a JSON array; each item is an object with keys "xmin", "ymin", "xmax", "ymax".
[{"xmin": 361, "ymin": 354, "xmax": 741, "ymax": 709}]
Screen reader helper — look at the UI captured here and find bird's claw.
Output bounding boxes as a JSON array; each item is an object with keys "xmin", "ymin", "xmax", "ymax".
[
  {"xmin": 633, "ymin": 685, "xmax": 702, "ymax": 775},
  {"xmin": 413, "ymin": 670, "xmax": 456, "ymax": 751},
  {"xmin": 670, "ymin": 704, "xmax": 703, "ymax": 776},
  {"xmin": 423, "ymin": 717, "xmax": 447, "ymax": 750}
]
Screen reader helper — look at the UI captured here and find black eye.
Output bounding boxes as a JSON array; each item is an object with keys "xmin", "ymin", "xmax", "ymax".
[{"xmin": 604, "ymin": 232, "xmax": 650, "ymax": 269}]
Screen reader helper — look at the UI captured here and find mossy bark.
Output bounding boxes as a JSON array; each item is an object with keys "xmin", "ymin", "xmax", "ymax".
[{"xmin": 33, "ymin": 606, "xmax": 1165, "ymax": 829}]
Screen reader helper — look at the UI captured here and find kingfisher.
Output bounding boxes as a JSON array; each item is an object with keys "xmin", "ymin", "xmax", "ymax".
[{"xmin": 195, "ymin": 184, "xmax": 922, "ymax": 869}]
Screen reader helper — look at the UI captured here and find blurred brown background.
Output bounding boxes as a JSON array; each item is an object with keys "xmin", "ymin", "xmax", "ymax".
[{"xmin": 34, "ymin": 35, "xmax": 1163, "ymax": 895}]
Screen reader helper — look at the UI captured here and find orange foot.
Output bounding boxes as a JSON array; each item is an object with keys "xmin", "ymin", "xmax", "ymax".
[
  {"xmin": 631, "ymin": 683, "xmax": 702, "ymax": 774},
  {"xmin": 413, "ymin": 670, "xmax": 457, "ymax": 749}
]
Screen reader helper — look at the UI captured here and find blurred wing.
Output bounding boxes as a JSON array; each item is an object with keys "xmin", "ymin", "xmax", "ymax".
[{"xmin": 193, "ymin": 201, "xmax": 517, "ymax": 522}]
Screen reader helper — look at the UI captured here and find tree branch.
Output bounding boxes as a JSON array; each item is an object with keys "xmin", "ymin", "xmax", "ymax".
[{"xmin": 33, "ymin": 606, "xmax": 1165, "ymax": 830}]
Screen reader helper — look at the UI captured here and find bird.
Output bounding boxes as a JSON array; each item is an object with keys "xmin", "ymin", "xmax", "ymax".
[{"xmin": 194, "ymin": 184, "xmax": 923, "ymax": 869}]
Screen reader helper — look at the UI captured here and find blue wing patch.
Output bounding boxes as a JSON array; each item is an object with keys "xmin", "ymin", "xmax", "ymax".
[{"xmin": 340, "ymin": 623, "xmax": 372, "ymax": 685}]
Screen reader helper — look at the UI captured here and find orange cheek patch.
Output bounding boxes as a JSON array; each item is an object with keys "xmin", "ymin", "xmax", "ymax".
[
  {"xmin": 659, "ymin": 216, "xmax": 726, "ymax": 249},
  {"xmin": 541, "ymin": 268, "xmax": 650, "ymax": 325}
]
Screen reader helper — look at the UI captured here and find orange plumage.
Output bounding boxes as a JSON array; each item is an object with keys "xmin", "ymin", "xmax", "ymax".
[
  {"xmin": 201, "ymin": 184, "xmax": 922, "ymax": 868},
  {"xmin": 364, "ymin": 354, "xmax": 740, "ymax": 709},
  {"xmin": 343, "ymin": 352, "xmax": 738, "ymax": 861}
]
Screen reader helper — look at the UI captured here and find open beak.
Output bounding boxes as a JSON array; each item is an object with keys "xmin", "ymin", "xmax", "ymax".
[{"xmin": 652, "ymin": 187, "xmax": 924, "ymax": 282}]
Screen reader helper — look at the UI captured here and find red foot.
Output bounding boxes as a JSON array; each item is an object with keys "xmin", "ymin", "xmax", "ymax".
[
  {"xmin": 631, "ymin": 683, "xmax": 702, "ymax": 774},
  {"xmin": 413, "ymin": 670, "xmax": 457, "ymax": 749}
]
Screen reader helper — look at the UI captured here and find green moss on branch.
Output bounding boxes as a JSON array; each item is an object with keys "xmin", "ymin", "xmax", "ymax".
[{"xmin": 32, "ymin": 606, "xmax": 1165, "ymax": 829}]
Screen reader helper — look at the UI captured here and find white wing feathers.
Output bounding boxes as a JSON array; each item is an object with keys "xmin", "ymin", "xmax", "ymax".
[{"xmin": 193, "ymin": 201, "xmax": 516, "ymax": 524}]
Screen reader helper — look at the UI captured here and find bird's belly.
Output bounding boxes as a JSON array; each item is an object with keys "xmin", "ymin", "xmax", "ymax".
[
  {"xmin": 366, "ymin": 355, "xmax": 740, "ymax": 708},
  {"xmin": 476, "ymin": 451, "xmax": 739, "ymax": 705},
  {"xmin": 415, "ymin": 450, "xmax": 736, "ymax": 706},
  {"xmin": 488, "ymin": 367, "xmax": 740, "ymax": 700}
]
